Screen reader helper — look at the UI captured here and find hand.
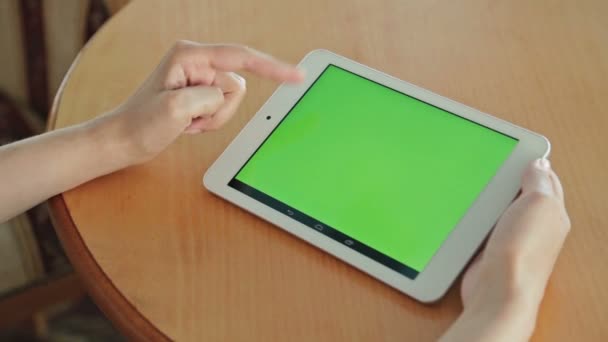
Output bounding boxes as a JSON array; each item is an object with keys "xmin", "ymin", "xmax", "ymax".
[
  {"xmin": 0, "ymin": 42, "xmax": 303, "ymax": 223},
  {"xmin": 441, "ymin": 159, "xmax": 571, "ymax": 341},
  {"xmin": 90, "ymin": 41, "xmax": 304, "ymax": 166}
]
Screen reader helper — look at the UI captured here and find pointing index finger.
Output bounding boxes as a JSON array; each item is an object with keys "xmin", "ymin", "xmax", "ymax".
[{"xmin": 203, "ymin": 45, "xmax": 304, "ymax": 83}]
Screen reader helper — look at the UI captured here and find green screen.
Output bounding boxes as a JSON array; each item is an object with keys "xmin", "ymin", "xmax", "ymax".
[{"xmin": 233, "ymin": 65, "xmax": 517, "ymax": 273}]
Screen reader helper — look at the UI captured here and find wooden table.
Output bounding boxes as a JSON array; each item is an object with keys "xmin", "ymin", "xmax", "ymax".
[{"xmin": 48, "ymin": 0, "xmax": 608, "ymax": 340}]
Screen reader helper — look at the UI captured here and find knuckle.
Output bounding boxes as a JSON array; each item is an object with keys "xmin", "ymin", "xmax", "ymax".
[
  {"xmin": 239, "ymin": 44, "xmax": 252, "ymax": 54},
  {"xmin": 209, "ymin": 87, "xmax": 224, "ymax": 101},
  {"xmin": 169, "ymin": 40, "xmax": 194, "ymax": 60},
  {"xmin": 163, "ymin": 92, "xmax": 183, "ymax": 118},
  {"xmin": 173, "ymin": 39, "xmax": 192, "ymax": 51},
  {"xmin": 220, "ymin": 43, "xmax": 249, "ymax": 53},
  {"xmin": 525, "ymin": 191, "xmax": 562, "ymax": 213},
  {"xmin": 243, "ymin": 57, "xmax": 257, "ymax": 71},
  {"xmin": 210, "ymin": 43, "xmax": 240, "ymax": 56},
  {"xmin": 524, "ymin": 191, "xmax": 561, "ymax": 213},
  {"xmin": 526, "ymin": 190, "xmax": 554, "ymax": 205}
]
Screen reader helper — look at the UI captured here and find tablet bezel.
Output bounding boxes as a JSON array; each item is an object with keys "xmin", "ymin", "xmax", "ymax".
[{"xmin": 203, "ymin": 49, "xmax": 550, "ymax": 302}]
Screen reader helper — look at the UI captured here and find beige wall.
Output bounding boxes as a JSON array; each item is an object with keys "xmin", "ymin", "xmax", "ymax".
[
  {"xmin": 44, "ymin": 0, "xmax": 91, "ymax": 103},
  {"xmin": 0, "ymin": 0, "xmax": 129, "ymax": 113},
  {"xmin": 0, "ymin": 0, "xmax": 28, "ymax": 107}
]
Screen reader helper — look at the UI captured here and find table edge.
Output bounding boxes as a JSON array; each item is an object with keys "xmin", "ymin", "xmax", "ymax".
[{"xmin": 46, "ymin": 37, "xmax": 171, "ymax": 342}]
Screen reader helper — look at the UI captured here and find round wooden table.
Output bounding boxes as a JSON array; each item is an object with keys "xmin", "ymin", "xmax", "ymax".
[{"xmin": 49, "ymin": 0, "xmax": 608, "ymax": 340}]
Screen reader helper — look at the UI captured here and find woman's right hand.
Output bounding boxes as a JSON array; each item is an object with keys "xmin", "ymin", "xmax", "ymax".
[{"xmin": 441, "ymin": 159, "xmax": 571, "ymax": 342}]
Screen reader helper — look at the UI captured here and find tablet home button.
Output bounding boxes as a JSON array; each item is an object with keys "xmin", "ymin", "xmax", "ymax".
[{"xmin": 314, "ymin": 224, "xmax": 324, "ymax": 231}]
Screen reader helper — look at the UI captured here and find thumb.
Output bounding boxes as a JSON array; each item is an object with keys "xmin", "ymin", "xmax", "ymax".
[
  {"xmin": 521, "ymin": 159, "xmax": 555, "ymax": 197},
  {"xmin": 170, "ymin": 86, "xmax": 224, "ymax": 131}
]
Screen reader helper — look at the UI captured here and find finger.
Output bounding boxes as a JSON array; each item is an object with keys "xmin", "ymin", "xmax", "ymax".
[
  {"xmin": 207, "ymin": 72, "xmax": 247, "ymax": 129},
  {"xmin": 184, "ymin": 116, "xmax": 213, "ymax": 134},
  {"xmin": 205, "ymin": 85, "xmax": 247, "ymax": 131},
  {"xmin": 548, "ymin": 169, "xmax": 565, "ymax": 203},
  {"xmin": 186, "ymin": 91, "xmax": 246, "ymax": 133},
  {"xmin": 213, "ymin": 71, "xmax": 246, "ymax": 94},
  {"xmin": 547, "ymin": 168, "xmax": 570, "ymax": 227},
  {"xmin": 184, "ymin": 72, "xmax": 246, "ymax": 133},
  {"xmin": 179, "ymin": 42, "xmax": 304, "ymax": 83},
  {"xmin": 170, "ymin": 86, "xmax": 224, "ymax": 129},
  {"xmin": 521, "ymin": 159, "xmax": 555, "ymax": 196},
  {"xmin": 209, "ymin": 45, "xmax": 304, "ymax": 83}
]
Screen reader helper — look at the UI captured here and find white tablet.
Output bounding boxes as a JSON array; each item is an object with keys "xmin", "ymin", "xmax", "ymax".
[{"xmin": 203, "ymin": 49, "xmax": 549, "ymax": 302}]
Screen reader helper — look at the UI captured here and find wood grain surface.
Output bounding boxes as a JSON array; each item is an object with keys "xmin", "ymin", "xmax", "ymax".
[{"xmin": 49, "ymin": 0, "xmax": 608, "ymax": 340}]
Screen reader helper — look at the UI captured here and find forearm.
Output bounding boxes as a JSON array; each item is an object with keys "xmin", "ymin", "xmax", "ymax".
[
  {"xmin": 0, "ymin": 118, "xmax": 129, "ymax": 222},
  {"xmin": 0, "ymin": 43, "xmax": 306, "ymax": 223}
]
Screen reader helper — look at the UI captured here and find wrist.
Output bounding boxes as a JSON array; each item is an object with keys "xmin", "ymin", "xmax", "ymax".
[{"xmin": 79, "ymin": 112, "xmax": 136, "ymax": 172}]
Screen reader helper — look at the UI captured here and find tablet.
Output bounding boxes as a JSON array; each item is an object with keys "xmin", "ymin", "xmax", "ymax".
[{"xmin": 203, "ymin": 49, "xmax": 549, "ymax": 302}]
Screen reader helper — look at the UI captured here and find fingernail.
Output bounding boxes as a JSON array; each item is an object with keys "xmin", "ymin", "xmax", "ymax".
[{"xmin": 234, "ymin": 73, "xmax": 246, "ymax": 85}]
